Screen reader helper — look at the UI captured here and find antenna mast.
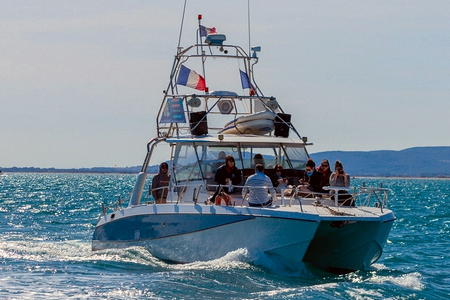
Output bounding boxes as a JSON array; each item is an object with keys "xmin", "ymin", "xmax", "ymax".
[
  {"xmin": 247, "ymin": 0, "xmax": 251, "ymax": 56},
  {"xmin": 177, "ymin": 0, "xmax": 188, "ymax": 51}
]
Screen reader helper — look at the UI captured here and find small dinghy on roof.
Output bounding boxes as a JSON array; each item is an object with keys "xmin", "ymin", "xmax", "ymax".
[{"xmin": 220, "ymin": 111, "xmax": 276, "ymax": 135}]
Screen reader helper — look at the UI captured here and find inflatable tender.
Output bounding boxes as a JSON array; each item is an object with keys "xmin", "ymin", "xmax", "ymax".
[{"xmin": 219, "ymin": 111, "xmax": 276, "ymax": 135}]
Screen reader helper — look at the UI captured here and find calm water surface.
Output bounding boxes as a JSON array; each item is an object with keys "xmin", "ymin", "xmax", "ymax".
[{"xmin": 0, "ymin": 173, "xmax": 448, "ymax": 299}]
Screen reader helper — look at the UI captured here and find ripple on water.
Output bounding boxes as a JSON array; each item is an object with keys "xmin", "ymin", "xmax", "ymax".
[{"xmin": 0, "ymin": 174, "xmax": 448, "ymax": 299}]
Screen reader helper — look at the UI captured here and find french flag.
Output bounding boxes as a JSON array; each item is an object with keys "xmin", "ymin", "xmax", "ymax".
[
  {"xmin": 176, "ymin": 65, "xmax": 206, "ymax": 91},
  {"xmin": 199, "ymin": 25, "xmax": 217, "ymax": 37},
  {"xmin": 240, "ymin": 70, "xmax": 256, "ymax": 95}
]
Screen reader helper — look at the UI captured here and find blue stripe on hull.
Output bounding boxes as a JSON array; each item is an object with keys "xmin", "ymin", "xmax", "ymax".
[{"xmin": 93, "ymin": 214, "xmax": 254, "ymax": 242}]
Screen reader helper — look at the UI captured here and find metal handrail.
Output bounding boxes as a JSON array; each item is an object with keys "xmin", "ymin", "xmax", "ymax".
[
  {"xmin": 356, "ymin": 186, "xmax": 391, "ymax": 213},
  {"xmin": 103, "ymin": 181, "xmax": 390, "ymax": 215}
]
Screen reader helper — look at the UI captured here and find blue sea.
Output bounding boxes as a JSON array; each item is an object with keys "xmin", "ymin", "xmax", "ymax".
[{"xmin": 0, "ymin": 173, "xmax": 448, "ymax": 299}]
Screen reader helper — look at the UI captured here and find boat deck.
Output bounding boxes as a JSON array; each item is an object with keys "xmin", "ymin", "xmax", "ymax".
[{"xmin": 119, "ymin": 197, "xmax": 394, "ymax": 224}]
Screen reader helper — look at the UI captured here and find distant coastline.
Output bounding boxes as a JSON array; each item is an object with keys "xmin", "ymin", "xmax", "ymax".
[
  {"xmin": 1, "ymin": 172, "xmax": 449, "ymax": 180},
  {"xmin": 2, "ymin": 146, "xmax": 449, "ymax": 178}
]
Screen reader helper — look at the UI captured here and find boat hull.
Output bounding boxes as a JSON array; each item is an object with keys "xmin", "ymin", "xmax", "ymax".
[
  {"xmin": 92, "ymin": 206, "xmax": 319, "ymax": 272},
  {"xmin": 302, "ymin": 218, "xmax": 394, "ymax": 274}
]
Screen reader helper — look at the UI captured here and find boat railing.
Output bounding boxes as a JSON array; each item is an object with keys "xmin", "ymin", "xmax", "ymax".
[
  {"xmin": 156, "ymin": 93, "xmax": 289, "ymax": 138},
  {"xmin": 102, "ymin": 183, "xmax": 390, "ymax": 215},
  {"xmin": 354, "ymin": 186, "xmax": 391, "ymax": 213},
  {"xmin": 205, "ymin": 184, "xmax": 390, "ymax": 212},
  {"xmin": 142, "ymin": 183, "xmax": 390, "ymax": 211},
  {"xmin": 177, "ymin": 43, "xmax": 254, "ymax": 60},
  {"xmin": 100, "ymin": 196, "xmax": 128, "ymax": 217}
]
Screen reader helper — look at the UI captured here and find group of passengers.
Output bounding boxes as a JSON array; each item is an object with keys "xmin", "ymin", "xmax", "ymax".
[
  {"xmin": 211, "ymin": 154, "xmax": 351, "ymax": 207},
  {"xmin": 149, "ymin": 154, "xmax": 351, "ymax": 206},
  {"xmin": 299, "ymin": 159, "xmax": 350, "ymax": 193}
]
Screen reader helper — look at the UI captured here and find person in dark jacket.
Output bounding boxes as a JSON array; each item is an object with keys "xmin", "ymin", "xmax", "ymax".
[
  {"xmin": 317, "ymin": 159, "xmax": 332, "ymax": 187},
  {"xmin": 299, "ymin": 159, "xmax": 323, "ymax": 194},
  {"xmin": 214, "ymin": 155, "xmax": 242, "ymax": 193},
  {"xmin": 270, "ymin": 164, "xmax": 288, "ymax": 192},
  {"xmin": 150, "ymin": 162, "xmax": 170, "ymax": 203}
]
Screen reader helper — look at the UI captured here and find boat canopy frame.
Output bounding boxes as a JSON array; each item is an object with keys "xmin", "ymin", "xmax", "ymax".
[{"xmin": 155, "ymin": 41, "xmax": 306, "ymax": 141}]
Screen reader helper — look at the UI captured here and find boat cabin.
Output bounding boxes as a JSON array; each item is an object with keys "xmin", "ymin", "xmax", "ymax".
[{"xmin": 159, "ymin": 134, "xmax": 309, "ymax": 203}]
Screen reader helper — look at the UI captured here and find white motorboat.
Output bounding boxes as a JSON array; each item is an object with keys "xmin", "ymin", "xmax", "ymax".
[{"xmin": 92, "ymin": 15, "xmax": 395, "ymax": 274}]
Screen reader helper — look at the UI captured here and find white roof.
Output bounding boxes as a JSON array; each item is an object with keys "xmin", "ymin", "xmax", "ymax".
[{"xmin": 165, "ymin": 134, "xmax": 311, "ymax": 147}]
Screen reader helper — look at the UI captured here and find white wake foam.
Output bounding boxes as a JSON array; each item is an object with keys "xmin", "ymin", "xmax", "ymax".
[
  {"xmin": 254, "ymin": 282, "xmax": 338, "ymax": 297},
  {"xmin": 0, "ymin": 240, "xmax": 254, "ymax": 272},
  {"xmin": 0, "ymin": 239, "xmax": 157, "ymax": 266},
  {"xmin": 368, "ymin": 272, "xmax": 424, "ymax": 291},
  {"xmin": 155, "ymin": 248, "xmax": 253, "ymax": 271}
]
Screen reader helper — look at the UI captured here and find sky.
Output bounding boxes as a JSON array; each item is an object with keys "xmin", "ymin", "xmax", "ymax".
[{"xmin": 1, "ymin": 0, "xmax": 449, "ymax": 168}]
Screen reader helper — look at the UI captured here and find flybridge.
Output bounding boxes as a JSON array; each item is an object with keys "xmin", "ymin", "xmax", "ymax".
[{"xmin": 156, "ymin": 15, "xmax": 301, "ymax": 141}]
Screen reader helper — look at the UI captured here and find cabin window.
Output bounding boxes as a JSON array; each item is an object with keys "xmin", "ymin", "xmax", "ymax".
[
  {"xmin": 239, "ymin": 147, "xmax": 282, "ymax": 169},
  {"xmin": 172, "ymin": 144, "xmax": 203, "ymax": 183},
  {"xmin": 283, "ymin": 146, "xmax": 308, "ymax": 169},
  {"xmin": 197, "ymin": 145, "xmax": 243, "ymax": 180}
]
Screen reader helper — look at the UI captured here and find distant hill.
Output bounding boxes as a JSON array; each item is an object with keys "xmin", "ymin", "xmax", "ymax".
[
  {"xmin": 310, "ymin": 146, "xmax": 450, "ymax": 177},
  {"xmin": 2, "ymin": 146, "xmax": 449, "ymax": 177}
]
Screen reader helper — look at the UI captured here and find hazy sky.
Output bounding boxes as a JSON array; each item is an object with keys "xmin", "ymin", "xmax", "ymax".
[{"xmin": 1, "ymin": 0, "xmax": 449, "ymax": 168}]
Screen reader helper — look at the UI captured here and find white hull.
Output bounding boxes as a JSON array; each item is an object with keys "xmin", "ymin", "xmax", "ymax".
[
  {"xmin": 92, "ymin": 203, "xmax": 395, "ymax": 273},
  {"xmin": 143, "ymin": 217, "xmax": 317, "ymax": 270},
  {"xmin": 93, "ymin": 204, "xmax": 319, "ymax": 271}
]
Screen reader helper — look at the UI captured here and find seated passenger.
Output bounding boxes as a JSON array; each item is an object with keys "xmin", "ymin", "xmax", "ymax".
[
  {"xmin": 253, "ymin": 153, "xmax": 265, "ymax": 168},
  {"xmin": 270, "ymin": 164, "xmax": 288, "ymax": 192},
  {"xmin": 242, "ymin": 164, "xmax": 276, "ymax": 207},
  {"xmin": 329, "ymin": 160, "xmax": 353, "ymax": 205},
  {"xmin": 213, "ymin": 151, "xmax": 227, "ymax": 172},
  {"xmin": 150, "ymin": 162, "xmax": 170, "ymax": 204},
  {"xmin": 214, "ymin": 155, "xmax": 242, "ymax": 193},
  {"xmin": 329, "ymin": 160, "xmax": 350, "ymax": 187},
  {"xmin": 317, "ymin": 159, "xmax": 332, "ymax": 187},
  {"xmin": 298, "ymin": 159, "xmax": 323, "ymax": 195}
]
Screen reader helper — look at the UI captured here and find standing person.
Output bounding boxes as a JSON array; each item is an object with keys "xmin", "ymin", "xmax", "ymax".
[
  {"xmin": 329, "ymin": 160, "xmax": 350, "ymax": 188},
  {"xmin": 150, "ymin": 162, "xmax": 170, "ymax": 204},
  {"xmin": 317, "ymin": 159, "xmax": 332, "ymax": 187},
  {"xmin": 299, "ymin": 159, "xmax": 323, "ymax": 194},
  {"xmin": 214, "ymin": 155, "xmax": 242, "ymax": 193},
  {"xmin": 242, "ymin": 164, "xmax": 276, "ymax": 207}
]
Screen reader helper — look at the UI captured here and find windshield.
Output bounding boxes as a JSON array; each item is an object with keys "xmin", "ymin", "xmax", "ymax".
[{"xmin": 171, "ymin": 143, "xmax": 308, "ymax": 184}]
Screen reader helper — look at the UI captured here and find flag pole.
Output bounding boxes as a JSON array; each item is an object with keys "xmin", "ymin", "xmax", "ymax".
[{"xmin": 198, "ymin": 15, "xmax": 207, "ymax": 94}]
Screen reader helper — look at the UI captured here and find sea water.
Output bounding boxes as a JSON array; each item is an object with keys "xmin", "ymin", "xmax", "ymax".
[{"xmin": 0, "ymin": 173, "xmax": 448, "ymax": 299}]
